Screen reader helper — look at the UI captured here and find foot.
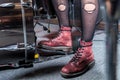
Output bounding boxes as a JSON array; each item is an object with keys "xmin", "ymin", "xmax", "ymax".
[
  {"xmin": 38, "ymin": 26, "xmax": 72, "ymax": 52},
  {"xmin": 60, "ymin": 40, "xmax": 95, "ymax": 78}
]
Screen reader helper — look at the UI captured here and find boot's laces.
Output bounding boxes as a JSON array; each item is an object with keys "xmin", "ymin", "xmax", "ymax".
[
  {"xmin": 51, "ymin": 31, "xmax": 63, "ymax": 41},
  {"xmin": 70, "ymin": 47, "xmax": 85, "ymax": 63},
  {"xmin": 51, "ymin": 30, "xmax": 71, "ymax": 41},
  {"xmin": 51, "ymin": 26, "xmax": 71, "ymax": 41}
]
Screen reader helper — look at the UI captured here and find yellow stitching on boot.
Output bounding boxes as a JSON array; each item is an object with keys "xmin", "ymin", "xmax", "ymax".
[
  {"xmin": 84, "ymin": 3, "xmax": 96, "ymax": 13},
  {"xmin": 58, "ymin": 4, "xmax": 66, "ymax": 11}
]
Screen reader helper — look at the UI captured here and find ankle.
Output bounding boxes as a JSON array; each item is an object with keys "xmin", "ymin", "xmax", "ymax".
[
  {"xmin": 60, "ymin": 26, "xmax": 72, "ymax": 31},
  {"xmin": 80, "ymin": 40, "xmax": 92, "ymax": 47}
]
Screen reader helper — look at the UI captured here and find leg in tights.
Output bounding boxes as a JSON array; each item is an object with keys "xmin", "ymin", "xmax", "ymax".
[
  {"xmin": 60, "ymin": 0, "xmax": 99, "ymax": 77},
  {"xmin": 81, "ymin": 0, "xmax": 99, "ymax": 42},
  {"xmin": 51, "ymin": 0, "xmax": 70, "ymax": 27},
  {"xmin": 38, "ymin": 0, "xmax": 72, "ymax": 51}
]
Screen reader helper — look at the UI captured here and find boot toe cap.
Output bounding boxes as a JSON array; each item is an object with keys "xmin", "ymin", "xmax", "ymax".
[
  {"xmin": 61, "ymin": 64, "xmax": 73, "ymax": 74},
  {"xmin": 61, "ymin": 67, "xmax": 69, "ymax": 73},
  {"xmin": 38, "ymin": 40, "xmax": 48, "ymax": 45}
]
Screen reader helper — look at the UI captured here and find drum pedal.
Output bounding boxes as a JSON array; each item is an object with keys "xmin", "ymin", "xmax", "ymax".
[{"xmin": 37, "ymin": 47, "xmax": 73, "ymax": 56}]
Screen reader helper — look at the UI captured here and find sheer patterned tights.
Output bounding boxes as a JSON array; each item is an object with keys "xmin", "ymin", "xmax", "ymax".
[{"xmin": 52, "ymin": 0, "xmax": 99, "ymax": 41}]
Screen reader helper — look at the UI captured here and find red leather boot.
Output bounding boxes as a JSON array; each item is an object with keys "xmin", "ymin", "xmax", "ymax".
[
  {"xmin": 60, "ymin": 40, "xmax": 95, "ymax": 78},
  {"xmin": 38, "ymin": 26, "xmax": 72, "ymax": 52}
]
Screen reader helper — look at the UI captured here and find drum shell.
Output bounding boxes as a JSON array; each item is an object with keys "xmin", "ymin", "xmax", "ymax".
[
  {"xmin": 0, "ymin": 1, "xmax": 35, "ymax": 65},
  {"xmin": 0, "ymin": 1, "xmax": 33, "ymax": 27}
]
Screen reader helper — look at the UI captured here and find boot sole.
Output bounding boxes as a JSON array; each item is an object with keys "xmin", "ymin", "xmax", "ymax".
[
  {"xmin": 60, "ymin": 60, "xmax": 95, "ymax": 78},
  {"xmin": 40, "ymin": 45, "xmax": 73, "ymax": 52}
]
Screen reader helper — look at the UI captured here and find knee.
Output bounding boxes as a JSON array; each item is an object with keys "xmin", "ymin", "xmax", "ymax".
[
  {"xmin": 58, "ymin": 4, "xmax": 66, "ymax": 11},
  {"xmin": 83, "ymin": 2, "xmax": 96, "ymax": 13}
]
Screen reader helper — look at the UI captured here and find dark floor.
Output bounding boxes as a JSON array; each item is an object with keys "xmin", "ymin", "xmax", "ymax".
[{"xmin": 0, "ymin": 23, "xmax": 120, "ymax": 80}]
